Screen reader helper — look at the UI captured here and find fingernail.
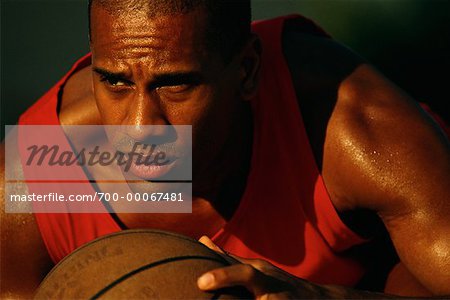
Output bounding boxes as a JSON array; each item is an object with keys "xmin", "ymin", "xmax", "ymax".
[{"xmin": 197, "ymin": 273, "xmax": 215, "ymax": 289}]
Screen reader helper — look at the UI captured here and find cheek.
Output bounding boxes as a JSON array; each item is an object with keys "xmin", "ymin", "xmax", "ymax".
[
  {"xmin": 162, "ymin": 87, "xmax": 214, "ymax": 125},
  {"xmin": 93, "ymin": 84, "xmax": 129, "ymax": 125}
]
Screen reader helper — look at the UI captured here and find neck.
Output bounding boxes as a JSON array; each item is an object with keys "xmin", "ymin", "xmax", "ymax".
[{"xmin": 192, "ymin": 102, "xmax": 254, "ymax": 220}]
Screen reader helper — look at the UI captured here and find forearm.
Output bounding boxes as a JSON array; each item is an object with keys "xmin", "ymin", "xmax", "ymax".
[
  {"xmin": 310, "ymin": 283, "xmax": 448, "ymax": 299},
  {"xmin": 314, "ymin": 284, "xmax": 398, "ymax": 299}
]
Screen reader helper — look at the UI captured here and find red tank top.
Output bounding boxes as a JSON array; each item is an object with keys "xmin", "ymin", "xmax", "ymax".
[{"xmin": 19, "ymin": 15, "xmax": 379, "ymax": 287}]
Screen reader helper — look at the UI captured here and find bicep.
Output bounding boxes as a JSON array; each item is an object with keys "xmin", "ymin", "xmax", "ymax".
[
  {"xmin": 323, "ymin": 64, "xmax": 450, "ymax": 294},
  {"xmin": 0, "ymin": 143, "xmax": 53, "ymax": 299},
  {"xmin": 384, "ymin": 262, "xmax": 432, "ymax": 297}
]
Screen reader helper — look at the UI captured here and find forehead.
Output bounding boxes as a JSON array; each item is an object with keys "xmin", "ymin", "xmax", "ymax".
[{"xmin": 90, "ymin": 5, "xmax": 219, "ymax": 72}]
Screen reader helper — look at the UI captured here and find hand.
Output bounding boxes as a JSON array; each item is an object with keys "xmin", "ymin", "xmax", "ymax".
[{"xmin": 197, "ymin": 236, "xmax": 326, "ymax": 299}]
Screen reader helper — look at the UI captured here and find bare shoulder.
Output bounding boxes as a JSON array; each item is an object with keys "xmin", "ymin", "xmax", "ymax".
[
  {"xmin": 324, "ymin": 63, "xmax": 449, "ymax": 215},
  {"xmin": 59, "ymin": 64, "xmax": 101, "ymax": 126},
  {"xmin": 0, "ymin": 140, "xmax": 53, "ymax": 298},
  {"xmin": 327, "ymin": 64, "xmax": 450, "ymax": 295},
  {"xmin": 282, "ymin": 26, "xmax": 449, "ymax": 215}
]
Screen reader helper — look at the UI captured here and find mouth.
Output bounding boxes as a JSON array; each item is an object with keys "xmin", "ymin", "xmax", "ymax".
[{"xmin": 121, "ymin": 152, "xmax": 178, "ymax": 180}]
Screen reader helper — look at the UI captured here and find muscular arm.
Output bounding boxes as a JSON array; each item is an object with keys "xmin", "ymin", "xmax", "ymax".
[
  {"xmin": 1, "ymin": 64, "xmax": 99, "ymax": 299},
  {"xmin": 198, "ymin": 28, "xmax": 449, "ymax": 299},
  {"xmin": 282, "ymin": 24, "xmax": 450, "ymax": 295},
  {"xmin": 323, "ymin": 64, "xmax": 450, "ymax": 295},
  {"xmin": 0, "ymin": 142, "xmax": 54, "ymax": 299}
]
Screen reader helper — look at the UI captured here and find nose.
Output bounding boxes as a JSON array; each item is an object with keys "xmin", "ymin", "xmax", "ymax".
[{"xmin": 123, "ymin": 91, "xmax": 169, "ymax": 142}]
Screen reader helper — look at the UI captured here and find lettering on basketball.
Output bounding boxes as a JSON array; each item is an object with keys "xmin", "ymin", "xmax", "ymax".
[
  {"xmin": 41, "ymin": 245, "xmax": 124, "ymax": 298},
  {"xmin": 130, "ymin": 286, "xmax": 159, "ymax": 298}
]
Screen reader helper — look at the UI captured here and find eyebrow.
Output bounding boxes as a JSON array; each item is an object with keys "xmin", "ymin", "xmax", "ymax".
[
  {"xmin": 93, "ymin": 67, "xmax": 204, "ymax": 88},
  {"xmin": 150, "ymin": 72, "xmax": 203, "ymax": 89},
  {"xmin": 93, "ymin": 67, "xmax": 129, "ymax": 78}
]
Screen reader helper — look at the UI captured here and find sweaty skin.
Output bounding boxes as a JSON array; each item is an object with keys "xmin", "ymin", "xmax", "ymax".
[{"xmin": 1, "ymin": 5, "xmax": 449, "ymax": 299}]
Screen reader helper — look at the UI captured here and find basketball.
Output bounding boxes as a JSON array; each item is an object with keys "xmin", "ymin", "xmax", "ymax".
[{"xmin": 34, "ymin": 229, "xmax": 251, "ymax": 299}]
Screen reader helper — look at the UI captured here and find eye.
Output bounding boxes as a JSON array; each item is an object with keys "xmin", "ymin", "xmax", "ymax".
[
  {"xmin": 100, "ymin": 75, "xmax": 132, "ymax": 88},
  {"xmin": 157, "ymin": 84, "xmax": 192, "ymax": 94}
]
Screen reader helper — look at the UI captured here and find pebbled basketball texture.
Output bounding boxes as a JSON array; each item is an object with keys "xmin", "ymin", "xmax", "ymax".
[{"xmin": 34, "ymin": 229, "xmax": 252, "ymax": 299}]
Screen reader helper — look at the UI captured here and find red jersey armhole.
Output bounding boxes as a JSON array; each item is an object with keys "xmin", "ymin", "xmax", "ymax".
[{"xmin": 253, "ymin": 14, "xmax": 368, "ymax": 252}]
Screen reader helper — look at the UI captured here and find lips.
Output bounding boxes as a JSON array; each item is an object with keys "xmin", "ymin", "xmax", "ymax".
[{"xmin": 123, "ymin": 153, "xmax": 178, "ymax": 180}]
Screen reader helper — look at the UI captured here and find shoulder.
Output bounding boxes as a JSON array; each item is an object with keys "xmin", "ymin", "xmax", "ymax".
[
  {"xmin": 322, "ymin": 63, "xmax": 449, "ymax": 215},
  {"xmin": 331, "ymin": 66, "xmax": 450, "ymax": 294},
  {"xmin": 282, "ymin": 25, "xmax": 449, "ymax": 214}
]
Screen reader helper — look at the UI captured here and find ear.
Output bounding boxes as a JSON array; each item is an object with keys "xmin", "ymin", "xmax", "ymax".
[{"xmin": 238, "ymin": 34, "xmax": 262, "ymax": 100}]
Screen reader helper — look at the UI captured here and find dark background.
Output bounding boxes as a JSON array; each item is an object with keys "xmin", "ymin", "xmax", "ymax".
[{"xmin": 1, "ymin": 0, "xmax": 449, "ymax": 141}]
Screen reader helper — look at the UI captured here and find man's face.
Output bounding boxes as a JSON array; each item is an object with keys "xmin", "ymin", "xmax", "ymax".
[{"xmin": 90, "ymin": 5, "xmax": 246, "ymax": 194}]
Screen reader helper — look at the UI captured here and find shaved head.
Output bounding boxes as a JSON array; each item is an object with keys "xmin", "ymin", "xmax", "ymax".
[
  {"xmin": 88, "ymin": 0, "xmax": 251, "ymax": 61},
  {"xmin": 91, "ymin": 0, "xmax": 203, "ymax": 16}
]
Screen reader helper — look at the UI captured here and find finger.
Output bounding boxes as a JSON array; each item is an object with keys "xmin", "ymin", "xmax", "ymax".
[
  {"xmin": 227, "ymin": 253, "xmax": 259, "ymax": 265},
  {"xmin": 226, "ymin": 254, "xmax": 269, "ymax": 272},
  {"xmin": 198, "ymin": 236, "xmax": 245, "ymax": 266},
  {"xmin": 198, "ymin": 236, "xmax": 241, "ymax": 265},
  {"xmin": 228, "ymin": 254, "xmax": 300, "ymax": 285},
  {"xmin": 197, "ymin": 264, "xmax": 268, "ymax": 295},
  {"xmin": 198, "ymin": 236, "xmax": 225, "ymax": 254}
]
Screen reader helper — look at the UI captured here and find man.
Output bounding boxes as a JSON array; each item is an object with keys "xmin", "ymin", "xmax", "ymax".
[{"xmin": 1, "ymin": 0, "xmax": 449, "ymax": 299}]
